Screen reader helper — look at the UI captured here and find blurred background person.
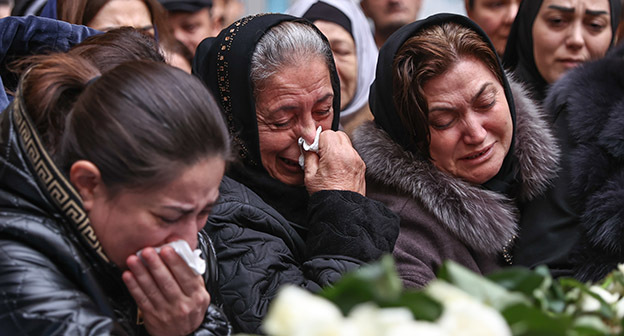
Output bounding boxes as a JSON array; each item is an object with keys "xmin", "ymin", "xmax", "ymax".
[
  {"xmin": 159, "ymin": 0, "xmax": 219, "ymax": 55},
  {"xmin": 212, "ymin": 0, "xmax": 244, "ymax": 29},
  {"xmin": 464, "ymin": 0, "xmax": 521, "ymax": 55},
  {"xmin": 360, "ymin": 0, "xmax": 422, "ymax": 48},
  {"xmin": 0, "ymin": 0, "xmax": 12, "ymax": 18},
  {"xmin": 288, "ymin": 0, "xmax": 378, "ymax": 135}
]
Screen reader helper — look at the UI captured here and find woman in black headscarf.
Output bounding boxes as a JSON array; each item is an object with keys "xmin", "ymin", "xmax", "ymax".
[
  {"xmin": 503, "ymin": 0, "xmax": 620, "ymax": 105},
  {"xmin": 352, "ymin": 14, "xmax": 559, "ymax": 288},
  {"xmin": 193, "ymin": 14, "xmax": 399, "ymax": 334}
]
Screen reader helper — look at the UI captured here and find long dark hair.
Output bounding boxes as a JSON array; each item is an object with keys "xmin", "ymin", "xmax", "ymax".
[{"xmin": 20, "ymin": 55, "xmax": 230, "ymax": 193}]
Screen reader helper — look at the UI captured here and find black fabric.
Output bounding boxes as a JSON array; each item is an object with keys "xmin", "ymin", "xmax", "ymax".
[
  {"xmin": 502, "ymin": 0, "xmax": 621, "ymax": 104},
  {"xmin": 159, "ymin": 0, "xmax": 212, "ymax": 13},
  {"xmin": 544, "ymin": 45, "xmax": 624, "ymax": 282},
  {"xmin": 192, "ymin": 13, "xmax": 340, "ymax": 225},
  {"xmin": 303, "ymin": 1, "xmax": 353, "ymax": 37},
  {"xmin": 204, "ymin": 176, "xmax": 399, "ymax": 334},
  {"xmin": 0, "ymin": 91, "xmax": 230, "ymax": 335},
  {"xmin": 369, "ymin": 13, "xmax": 519, "ymax": 198}
]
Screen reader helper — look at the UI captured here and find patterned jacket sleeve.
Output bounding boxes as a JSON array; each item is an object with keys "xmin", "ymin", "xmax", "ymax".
[{"xmin": 204, "ymin": 178, "xmax": 399, "ymax": 334}]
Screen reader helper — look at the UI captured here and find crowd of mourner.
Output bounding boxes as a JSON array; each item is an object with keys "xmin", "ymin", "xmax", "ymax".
[{"xmin": 0, "ymin": 0, "xmax": 623, "ymax": 334}]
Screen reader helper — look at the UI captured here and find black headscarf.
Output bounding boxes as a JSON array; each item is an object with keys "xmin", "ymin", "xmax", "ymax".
[
  {"xmin": 370, "ymin": 13, "xmax": 519, "ymax": 197},
  {"xmin": 192, "ymin": 14, "xmax": 341, "ymax": 226},
  {"xmin": 503, "ymin": 0, "xmax": 621, "ymax": 103}
]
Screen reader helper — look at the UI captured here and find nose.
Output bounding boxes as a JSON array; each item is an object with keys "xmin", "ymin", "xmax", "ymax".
[
  {"xmin": 461, "ymin": 113, "xmax": 487, "ymax": 145},
  {"xmin": 566, "ymin": 22, "xmax": 585, "ymax": 50},
  {"xmin": 170, "ymin": 219, "xmax": 202, "ymax": 250},
  {"xmin": 299, "ymin": 113, "xmax": 319, "ymax": 145},
  {"xmin": 504, "ymin": 3, "xmax": 520, "ymax": 25}
]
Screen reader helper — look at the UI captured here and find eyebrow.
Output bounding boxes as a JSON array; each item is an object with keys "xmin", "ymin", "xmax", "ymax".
[
  {"xmin": 548, "ymin": 5, "xmax": 574, "ymax": 13},
  {"xmin": 163, "ymin": 202, "xmax": 217, "ymax": 215},
  {"xmin": 548, "ymin": 5, "xmax": 608, "ymax": 16},
  {"xmin": 471, "ymin": 82, "xmax": 495, "ymax": 104},
  {"xmin": 586, "ymin": 9, "xmax": 608, "ymax": 16},
  {"xmin": 269, "ymin": 92, "xmax": 334, "ymax": 115}
]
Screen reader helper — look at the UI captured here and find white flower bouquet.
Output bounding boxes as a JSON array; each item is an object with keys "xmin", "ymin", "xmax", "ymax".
[{"xmin": 238, "ymin": 257, "xmax": 624, "ymax": 336}]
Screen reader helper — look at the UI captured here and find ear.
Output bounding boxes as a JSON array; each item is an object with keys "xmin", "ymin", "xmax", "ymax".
[{"xmin": 69, "ymin": 160, "xmax": 104, "ymax": 212}]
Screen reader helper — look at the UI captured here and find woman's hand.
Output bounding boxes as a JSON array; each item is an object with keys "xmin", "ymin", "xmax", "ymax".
[
  {"xmin": 303, "ymin": 130, "xmax": 366, "ymax": 196},
  {"xmin": 122, "ymin": 246, "xmax": 211, "ymax": 336}
]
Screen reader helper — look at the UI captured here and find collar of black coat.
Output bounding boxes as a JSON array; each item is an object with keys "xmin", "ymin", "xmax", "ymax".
[
  {"xmin": 11, "ymin": 92, "xmax": 109, "ymax": 263},
  {"xmin": 352, "ymin": 75, "xmax": 560, "ymax": 255}
]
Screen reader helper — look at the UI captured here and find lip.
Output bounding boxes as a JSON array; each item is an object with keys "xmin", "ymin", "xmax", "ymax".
[
  {"xmin": 557, "ymin": 58, "xmax": 584, "ymax": 68},
  {"xmin": 460, "ymin": 143, "xmax": 494, "ymax": 162}
]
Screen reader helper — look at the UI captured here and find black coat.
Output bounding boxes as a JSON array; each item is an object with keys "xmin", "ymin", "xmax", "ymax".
[
  {"xmin": 203, "ymin": 176, "xmax": 399, "ymax": 334},
  {"xmin": 549, "ymin": 46, "xmax": 624, "ymax": 282},
  {"xmin": 0, "ymin": 94, "xmax": 230, "ymax": 335},
  {"xmin": 514, "ymin": 46, "xmax": 624, "ymax": 281}
]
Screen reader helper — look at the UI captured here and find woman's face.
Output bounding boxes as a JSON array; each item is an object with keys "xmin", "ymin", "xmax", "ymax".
[
  {"xmin": 314, "ymin": 20, "xmax": 358, "ymax": 110},
  {"xmin": 425, "ymin": 57, "xmax": 513, "ymax": 184},
  {"xmin": 83, "ymin": 157, "xmax": 225, "ymax": 269},
  {"xmin": 532, "ymin": 0, "xmax": 612, "ymax": 84},
  {"xmin": 88, "ymin": 0, "xmax": 155, "ymax": 35},
  {"xmin": 255, "ymin": 58, "xmax": 334, "ymax": 186},
  {"xmin": 466, "ymin": 0, "xmax": 522, "ymax": 54}
]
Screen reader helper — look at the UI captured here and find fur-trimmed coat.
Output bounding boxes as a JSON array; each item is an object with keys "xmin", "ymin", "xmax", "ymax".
[
  {"xmin": 549, "ymin": 46, "xmax": 624, "ymax": 282},
  {"xmin": 352, "ymin": 77, "xmax": 559, "ymax": 288}
]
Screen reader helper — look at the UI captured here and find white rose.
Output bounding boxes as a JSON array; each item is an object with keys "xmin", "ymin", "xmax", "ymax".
[
  {"xmin": 437, "ymin": 299, "xmax": 511, "ymax": 336},
  {"xmin": 426, "ymin": 281, "xmax": 510, "ymax": 336},
  {"xmin": 581, "ymin": 286, "xmax": 620, "ymax": 313},
  {"xmin": 614, "ymin": 297, "xmax": 624, "ymax": 319},
  {"xmin": 263, "ymin": 286, "xmax": 344, "ymax": 336},
  {"xmin": 347, "ymin": 303, "xmax": 444, "ymax": 336}
]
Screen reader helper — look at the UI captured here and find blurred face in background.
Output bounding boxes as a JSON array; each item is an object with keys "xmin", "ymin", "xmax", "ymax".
[
  {"xmin": 314, "ymin": 20, "xmax": 358, "ymax": 110},
  {"xmin": 167, "ymin": 7, "xmax": 219, "ymax": 55},
  {"xmin": 465, "ymin": 0, "xmax": 522, "ymax": 54},
  {"xmin": 361, "ymin": 0, "xmax": 422, "ymax": 45},
  {"xmin": 88, "ymin": 0, "xmax": 155, "ymax": 35},
  {"xmin": 532, "ymin": 0, "xmax": 612, "ymax": 83}
]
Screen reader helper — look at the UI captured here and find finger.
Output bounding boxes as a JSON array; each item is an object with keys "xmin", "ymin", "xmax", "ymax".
[
  {"xmin": 137, "ymin": 247, "xmax": 184, "ymax": 303},
  {"xmin": 159, "ymin": 246, "xmax": 204, "ymax": 297},
  {"xmin": 303, "ymin": 149, "xmax": 320, "ymax": 178},
  {"xmin": 124, "ymin": 257, "xmax": 158, "ymax": 312}
]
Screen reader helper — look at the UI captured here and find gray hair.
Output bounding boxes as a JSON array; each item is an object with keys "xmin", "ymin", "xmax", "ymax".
[{"xmin": 250, "ymin": 21, "xmax": 334, "ymax": 96}]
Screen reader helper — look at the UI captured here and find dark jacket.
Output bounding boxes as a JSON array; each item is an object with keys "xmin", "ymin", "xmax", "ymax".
[
  {"xmin": 544, "ymin": 46, "xmax": 624, "ymax": 282},
  {"xmin": 0, "ymin": 94, "xmax": 230, "ymax": 334},
  {"xmin": 353, "ymin": 77, "xmax": 560, "ymax": 288},
  {"xmin": 204, "ymin": 176, "xmax": 400, "ymax": 334},
  {"xmin": 0, "ymin": 16, "xmax": 100, "ymax": 111}
]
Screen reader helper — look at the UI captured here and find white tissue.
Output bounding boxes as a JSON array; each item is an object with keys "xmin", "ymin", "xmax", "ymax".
[
  {"xmin": 298, "ymin": 126, "xmax": 322, "ymax": 168},
  {"xmin": 136, "ymin": 240, "xmax": 206, "ymax": 275}
]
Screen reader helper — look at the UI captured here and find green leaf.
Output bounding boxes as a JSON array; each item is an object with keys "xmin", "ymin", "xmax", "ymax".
[
  {"xmin": 487, "ymin": 266, "xmax": 547, "ymax": 296},
  {"xmin": 501, "ymin": 303, "xmax": 572, "ymax": 336},
  {"xmin": 437, "ymin": 261, "xmax": 529, "ymax": 310},
  {"xmin": 319, "ymin": 255, "xmax": 403, "ymax": 314}
]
